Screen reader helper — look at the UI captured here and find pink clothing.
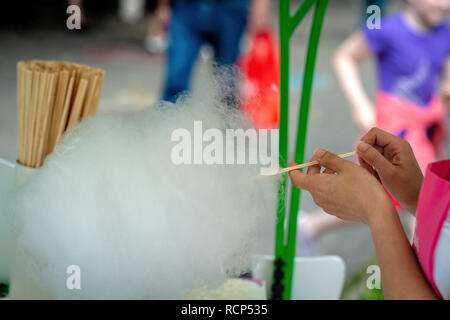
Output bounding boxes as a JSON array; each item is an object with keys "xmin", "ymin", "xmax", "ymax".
[
  {"xmin": 413, "ymin": 159, "xmax": 450, "ymax": 299},
  {"xmin": 375, "ymin": 92, "xmax": 446, "ymax": 172}
]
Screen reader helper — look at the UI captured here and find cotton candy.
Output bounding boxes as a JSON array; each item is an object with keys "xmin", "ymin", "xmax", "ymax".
[{"xmin": 14, "ymin": 77, "xmax": 279, "ymax": 299}]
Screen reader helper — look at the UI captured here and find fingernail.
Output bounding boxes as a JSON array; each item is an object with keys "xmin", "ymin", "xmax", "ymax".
[
  {"xmin": 314, "ymin": 148, "xmax": 326, "ymax": 158},
  {"xmin": 357, "ymin": 141, "xmax": 369, "ymax": 152}
]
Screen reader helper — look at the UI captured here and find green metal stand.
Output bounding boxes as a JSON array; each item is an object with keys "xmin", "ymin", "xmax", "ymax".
[{"xmin": 272, "ymin": 0, "xmax": 328, "ymax": 300}]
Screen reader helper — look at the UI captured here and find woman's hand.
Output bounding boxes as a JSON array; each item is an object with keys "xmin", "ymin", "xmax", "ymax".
[
  {"xmin": 288, "ymin": 149, "xmax": 393, "ymax": 225},
  {"xmin": 357, "ymin": 128, "xmax": 423, "ymax": 214}
]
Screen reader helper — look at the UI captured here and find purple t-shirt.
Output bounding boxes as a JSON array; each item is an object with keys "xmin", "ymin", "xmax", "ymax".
[{"xmin": 362, "ymin": 14, "xmax": 450, "ymax": 107}]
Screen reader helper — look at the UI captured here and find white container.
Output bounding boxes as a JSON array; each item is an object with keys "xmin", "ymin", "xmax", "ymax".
[
  {"xmin": 7, "ymin": 162, "xmax": 54, "ymax": 299},
  {"xmin": 0, "ymin": 158, "xmax": 15, "ymax": 283},
  {"xmin": 252, "ymin": 255, "xmax": 346, "ymax": 300}
]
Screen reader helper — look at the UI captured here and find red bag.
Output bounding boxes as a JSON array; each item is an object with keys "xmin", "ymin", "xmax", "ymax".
[{"xmin": 239, "ymin": 30, "xmax": 280, "ymax": 129}]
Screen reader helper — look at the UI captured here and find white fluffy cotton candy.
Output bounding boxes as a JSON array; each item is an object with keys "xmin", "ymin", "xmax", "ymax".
[{"xmin": 15, "ymin": 82, "xmax": 279, "ymax": 299}]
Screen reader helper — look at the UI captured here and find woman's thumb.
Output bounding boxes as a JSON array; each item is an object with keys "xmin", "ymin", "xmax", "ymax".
[{"xmin": 357, "ymin": 141, "xmax": 393, "ymax": 175}]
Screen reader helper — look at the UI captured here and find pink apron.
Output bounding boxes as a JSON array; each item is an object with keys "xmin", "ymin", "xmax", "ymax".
[
  {"xmin": 413, "ymin": 159, "xmax": 450, "ymax": 299},
  {"xmin": 375, "ymin": 92, "xmax": 446, "ymax": 173}
]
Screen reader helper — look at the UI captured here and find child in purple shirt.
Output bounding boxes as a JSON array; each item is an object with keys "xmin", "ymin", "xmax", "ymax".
[
  {"xmin": 362, "ymin": 12, "xmax": 450, "ymax": 108},
  {"xmin": 334, "ymin": 0, "xmax": 450, "ymax": 171}
]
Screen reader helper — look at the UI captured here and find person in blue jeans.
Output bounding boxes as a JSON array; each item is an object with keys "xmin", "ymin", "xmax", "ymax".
[{"xmin": 153, "ymin": 0, "xmax": 271, "ymax": 103}]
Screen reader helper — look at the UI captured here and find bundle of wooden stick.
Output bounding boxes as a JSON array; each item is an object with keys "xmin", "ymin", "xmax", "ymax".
[{"xmin": 17, "ymin": 60, "xmax": 105, "ymax": 168}]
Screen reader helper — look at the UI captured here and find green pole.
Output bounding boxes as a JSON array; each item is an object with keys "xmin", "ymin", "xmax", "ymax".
[
  {"xmin": 273, "ymin": 0, "xmax": 290, "ymax": 277},
  {"xmin": 272, "ymin": 0, "xmax": 328, "ymax": 300}
]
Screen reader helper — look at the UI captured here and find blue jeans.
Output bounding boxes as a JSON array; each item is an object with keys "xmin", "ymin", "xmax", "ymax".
[{"xmin": 162, "ymin": 0, "xmax": 249, "ymax": 102}]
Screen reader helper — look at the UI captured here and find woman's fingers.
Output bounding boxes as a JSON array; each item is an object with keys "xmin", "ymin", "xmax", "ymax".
[
  {"xmin": 288, "ymin": 164, "xmax": 314, "ymax": 191},
  {"xmin": 360, "ymin": 127, "xmax": 407, "ymax": 161},
  {"xmin": 357, "ymin": 141, "xmax": 395, "ymax": 178},
  {"xmin": 307, "ymin": 149, "xmax": 324, "ymax": 175},
  {"xmin": 317, "ymin": 150, "xmax": 351, "ymax": 173},
  {"xmin": 360, "ymin": 127, "xmax": 394, "ymax": 148}
]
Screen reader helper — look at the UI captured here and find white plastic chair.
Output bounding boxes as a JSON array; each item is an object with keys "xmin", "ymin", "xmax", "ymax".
[{"xmin": 252, "ymin": 255, "xmax": 346, "ymax": 300}]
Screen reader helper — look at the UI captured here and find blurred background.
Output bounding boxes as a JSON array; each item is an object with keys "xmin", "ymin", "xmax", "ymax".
[
  {"xmin": 0, "ymin": 0, "xmax": 401, "ymax": 164},
  {"xmin": 0, "ymin": 0, "xmax": 448, "ymax": 299}
]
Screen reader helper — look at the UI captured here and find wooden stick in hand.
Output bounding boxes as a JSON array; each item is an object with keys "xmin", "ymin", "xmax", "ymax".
[{"xmin": 261, "ymin": 151, "xmax": 356, "ymax": 176}]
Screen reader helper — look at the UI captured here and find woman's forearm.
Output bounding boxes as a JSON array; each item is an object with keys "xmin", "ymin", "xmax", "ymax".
[{"xmin": 368, "ymin": 203, "xmax": 437, "ymax": 299}]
